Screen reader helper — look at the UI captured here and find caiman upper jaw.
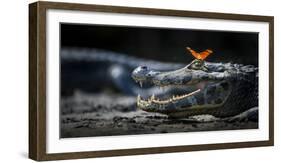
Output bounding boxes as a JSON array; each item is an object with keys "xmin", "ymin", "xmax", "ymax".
[{"xmin": 132, "ymin": 64, "xmax": 227, "ymax": 87}]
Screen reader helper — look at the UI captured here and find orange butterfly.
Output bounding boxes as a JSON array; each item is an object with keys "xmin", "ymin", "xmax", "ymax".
[{"xmin": 186, "ymin": 47, "xmax": 213, "ymax": 60}]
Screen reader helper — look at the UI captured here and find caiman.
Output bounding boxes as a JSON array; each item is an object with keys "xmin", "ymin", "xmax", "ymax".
[{"xmin": 132, "ymin": 47, "xmax": 258, "ymax": 119}]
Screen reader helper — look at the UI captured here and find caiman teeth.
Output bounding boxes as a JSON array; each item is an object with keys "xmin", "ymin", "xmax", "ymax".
[
  {"xmin": 139, "ymin": 81, "xmax": 143, "ymax": 88},
  {"xmin": 178, "ymin": 89, "xmax": 201, "ymax": 99},
  {"xmin": 151, "ymin": 94, "xmax": 155, "ymax": 100},
  {"xmin": 136, "ymin": 89, "xmax": 201, "ymax": 105}
]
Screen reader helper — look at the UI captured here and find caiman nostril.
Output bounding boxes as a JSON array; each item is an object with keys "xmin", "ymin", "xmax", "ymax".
[{"xmin": 141, "ymin": 66, "xmax": 147, "ymax": 69}]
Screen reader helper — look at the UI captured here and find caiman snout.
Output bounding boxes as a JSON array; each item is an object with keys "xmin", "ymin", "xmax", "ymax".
[{"xmin": 132, "ymin": 66, "xmax": 160, "ymax": 85}]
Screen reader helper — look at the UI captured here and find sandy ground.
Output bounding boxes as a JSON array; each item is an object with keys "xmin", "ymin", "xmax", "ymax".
[{"xmin": 60, "ymin": 92, "xmax": 258, "ymax": 138}]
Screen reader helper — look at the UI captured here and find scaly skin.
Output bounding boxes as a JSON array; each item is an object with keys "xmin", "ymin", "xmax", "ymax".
[{"xmin": 132, "ymin": 59, "xmax": 258, "ymax": 118}]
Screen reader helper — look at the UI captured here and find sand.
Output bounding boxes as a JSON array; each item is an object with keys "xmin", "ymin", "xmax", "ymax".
[{"xmin": 60, "ymin": 92, "xmax": 258, "ymax": 138}]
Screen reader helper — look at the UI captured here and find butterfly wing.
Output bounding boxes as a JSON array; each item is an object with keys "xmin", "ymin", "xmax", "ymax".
[
  {"xmin": 198, "ymin": 49, "xmax": 213, "ymax": 60},
  {"xmin": 186, "ymin": 47, "xmax": 201, "ymax": 59}
]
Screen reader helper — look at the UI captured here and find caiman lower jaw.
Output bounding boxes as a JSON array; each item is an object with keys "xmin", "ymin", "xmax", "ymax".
[
  {"xmin": 136, "ymin": 88, "xmax": 203, "ymax": 113},
  {"xmin": 137, "ymin": 89, "xmax": 201, "ymax": 105},
  {"xmin": 136, "ymin": 80, "xmax": 232, "ymax": 114}
]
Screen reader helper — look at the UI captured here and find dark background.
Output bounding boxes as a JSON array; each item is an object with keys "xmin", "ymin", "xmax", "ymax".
[{"xmin": 61, "ymin": 23, "xmax": 258, "ymax": 66}]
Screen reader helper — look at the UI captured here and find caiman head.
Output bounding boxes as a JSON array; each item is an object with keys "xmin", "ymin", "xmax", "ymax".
[{"xmin": 131, "ymin": 47, "xmax": 258, "ymax": 118}]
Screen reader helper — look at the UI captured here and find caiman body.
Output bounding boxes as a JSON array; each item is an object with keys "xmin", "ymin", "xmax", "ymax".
[
  {"xmin": 61, "ymin": 47, "xmax": 184, "ymax": 96},
  {"xmin": 132, "ymin": 59, "xmax": 258, "ymax": 118}
]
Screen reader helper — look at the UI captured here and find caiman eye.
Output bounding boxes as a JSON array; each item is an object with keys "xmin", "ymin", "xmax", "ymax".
[
  {"xmin": 194, "ymin": 61, "xmax": 201, "ymax": 67},
  {"xmin": 189, "ymin": 60, "xmax": 203, "ymax": 70}
]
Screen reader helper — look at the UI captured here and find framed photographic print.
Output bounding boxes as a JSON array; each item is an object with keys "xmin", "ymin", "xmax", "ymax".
[{"xmin": 29, "ymin": 1, "xmax": 274, "ymax": 161}]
